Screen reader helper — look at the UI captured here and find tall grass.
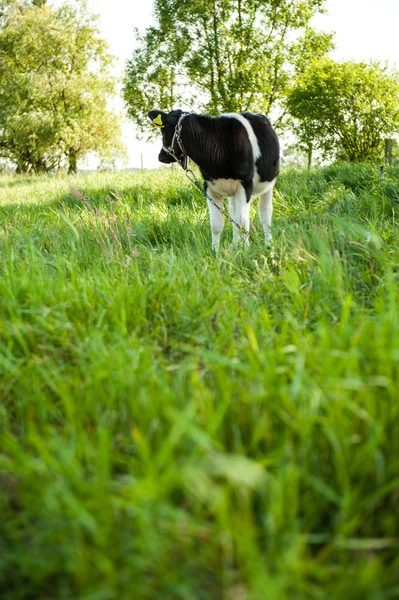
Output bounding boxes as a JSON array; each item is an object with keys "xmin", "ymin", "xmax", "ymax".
[{"xmin": 1, "ymin": 163, "xmax": 399, "ymax": 599}]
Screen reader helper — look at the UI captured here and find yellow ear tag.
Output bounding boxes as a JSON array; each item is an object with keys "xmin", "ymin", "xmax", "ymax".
[{"xmin": 153, "ymin": 114, "xmax": 164, "ymax": 128}]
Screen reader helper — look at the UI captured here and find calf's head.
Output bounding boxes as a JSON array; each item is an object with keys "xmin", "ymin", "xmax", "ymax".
[{"xmin": 148, "ymin": 109, "xmax": 185, "ymax": 164}]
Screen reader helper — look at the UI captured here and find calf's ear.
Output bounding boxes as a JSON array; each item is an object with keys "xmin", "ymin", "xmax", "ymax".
[{"xmin": 148, "ymin": 110, "xmax": 166, "ymax": 128}]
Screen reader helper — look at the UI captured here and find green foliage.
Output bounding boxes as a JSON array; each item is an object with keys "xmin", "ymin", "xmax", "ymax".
[
  {"xmin": 1, "ymin": 164, "xmax": 399, "ymax": 598},
  {"xmin": 123, "ymin": 0, "xmax": 333, "ymax": 137},
  {"xmin": 287, "ymin": 59, "xmax": 399, "ymax": 163},
  {"xmin": 0, "ymin": 0, "xmax": 124, "ymax": 173}
]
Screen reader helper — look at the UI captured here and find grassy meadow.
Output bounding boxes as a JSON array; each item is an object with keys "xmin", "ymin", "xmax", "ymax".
[{"xmin": 1, "ymin": 163, "xmax": 399, "ymax": 599}]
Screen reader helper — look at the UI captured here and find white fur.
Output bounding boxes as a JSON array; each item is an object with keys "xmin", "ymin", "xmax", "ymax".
[
  {"xmin": 258, "ymin": 182, "xmax": 275, "ymax": 245},
  {"xmin": 206, "ymin": 189, "xmax": 225, "ymax": 251},
  {"xmin": 222, "ymin": 113, "xmax": 261, "ymax": 161},
  {"xmin": 253, "ymin": 173, "xmax": 275, "ymax": 197},
  {"xmin": 229, "ymin": 187, "xmax": 251, "ymax": 247},
  {"xmin": 208, "ymin": 178, "xmax": 240, "ymax": 199}
]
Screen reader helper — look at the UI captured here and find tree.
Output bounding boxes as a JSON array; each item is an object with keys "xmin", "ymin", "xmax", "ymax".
[
  {"xmin": 0, "ymin": 0, "xmax": 124, "ymax": 173},
  {"xmin": 123, "ymin": 0, "xmax": 333, "ymax": 137},
  {"xmin": 286, "ymin": 59, "xmax": 399, "ymax": 163}
]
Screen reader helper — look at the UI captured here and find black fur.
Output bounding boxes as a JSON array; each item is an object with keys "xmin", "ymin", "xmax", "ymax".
[
  {"xmin": 241, "ymin": 112, "xmax": 280, "ymax": 183},
  {"xmin": 148, "ymin": 109, "xmax": 280, "ymax": 203}
]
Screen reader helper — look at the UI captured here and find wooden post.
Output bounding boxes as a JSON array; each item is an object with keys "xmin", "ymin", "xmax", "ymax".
[
  {"xmin": 380, "ymin": 165, "xmax": 385, "ymax": 182},
  {"xmin": 140, "ymin": 153, "xmax": 144, "ymax": 171}
]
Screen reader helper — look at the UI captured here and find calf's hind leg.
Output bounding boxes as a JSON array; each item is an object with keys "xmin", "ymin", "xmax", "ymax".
[{"xmin": 258, "ymin": 181, "xmax": 275, "ymax": 246}]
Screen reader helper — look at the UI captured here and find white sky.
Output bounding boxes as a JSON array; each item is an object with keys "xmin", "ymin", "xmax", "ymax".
[{"xmin": 88, "ymin": 0, "xmax": 399, "ymax": 169}]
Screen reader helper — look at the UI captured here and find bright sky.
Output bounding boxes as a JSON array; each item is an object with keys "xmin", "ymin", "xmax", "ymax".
[{"xmin": 88, "ymin": 0, "xmax": 399, "ymax": 169}]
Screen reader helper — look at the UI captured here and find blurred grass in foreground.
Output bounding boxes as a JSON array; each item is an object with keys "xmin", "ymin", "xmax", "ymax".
[{"xmin": 1, "ymin": 163, "xmax": 399, "ymax": 599}]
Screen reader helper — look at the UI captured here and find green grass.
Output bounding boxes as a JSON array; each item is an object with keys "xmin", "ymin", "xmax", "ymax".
[{"xmin": 1, "ymin": 163, "xmax": 399, "ymax": 599}]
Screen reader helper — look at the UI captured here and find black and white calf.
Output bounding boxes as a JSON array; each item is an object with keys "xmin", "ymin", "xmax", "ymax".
[{"xmin": 148, "ymin": 109, "xmax": 280, "ymax": 251}]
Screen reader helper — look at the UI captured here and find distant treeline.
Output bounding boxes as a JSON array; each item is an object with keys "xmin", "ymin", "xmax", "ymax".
[
  {"xmin": 123, "ymin": 0, "xmax": 399, "ymax": 166},
  {"xmin": 1, "ymin": 0, "xmax": 399, "ymax": 174}
]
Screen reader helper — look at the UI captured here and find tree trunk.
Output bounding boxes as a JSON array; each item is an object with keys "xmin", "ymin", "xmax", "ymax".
[
  {"xmin": 16, "ymin": 162, "xmax": 28, "ymax": 174},
  {"xmin": 68, "ymin": 149, "xmax": 78, "ymax": 174},
  {"xmin": 33, "ymin": 159, "xmax": 47, "ymax": 174},
  {"xmin": 307, "ymin": 145, "xmax": 313, "ymax": 169},
  {"xmin": 385, "ymin": 139, "xmax": 393, "ymax": 166}
]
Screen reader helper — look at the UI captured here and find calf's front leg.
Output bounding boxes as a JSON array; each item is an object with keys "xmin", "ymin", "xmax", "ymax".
[
  {"xmin": 229, "ymin": 185, "xmax": 251, "ymax": 248},
  {"xmin": 206, "ymin": 188, "xmax": 224, "ymax": 252}
]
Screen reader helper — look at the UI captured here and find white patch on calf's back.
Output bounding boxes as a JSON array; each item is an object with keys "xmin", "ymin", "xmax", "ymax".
[
  {"xmin": 209, "ymin": 178, "xmax": 241, "ymax": 199},
  {"xmin": 221, "ymin": 113, "xmax": 261, "ymax": 161}
]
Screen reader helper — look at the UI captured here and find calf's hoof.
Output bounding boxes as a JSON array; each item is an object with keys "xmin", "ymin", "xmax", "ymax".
[{"xmin": 264, "ymin": 233, "xmax": 273, "ymax": 247}]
